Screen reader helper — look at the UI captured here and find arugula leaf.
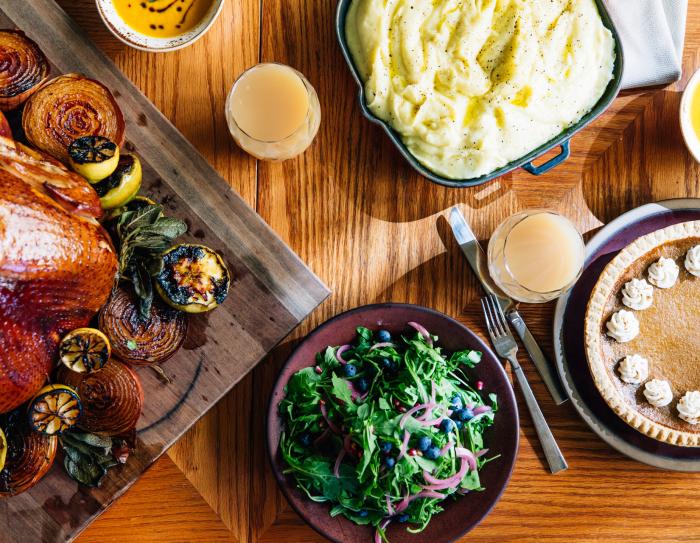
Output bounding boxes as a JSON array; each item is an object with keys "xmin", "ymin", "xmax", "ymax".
[
  {"xmin": 357, "ymin": 403, "xmax": 371, "ymax": 420},
  {"xmin": 321, "ymin": 347, "xmax": 339, "ymax": 370},
  {"xmin": 331, "ymin": 374, "xmax": 356, "ymax": 408}
]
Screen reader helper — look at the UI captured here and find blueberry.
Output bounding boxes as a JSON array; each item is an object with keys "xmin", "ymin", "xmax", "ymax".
[
  {"xmin": 397, "ymin": 514, "xmax": 409, "ymax": 523},
  {"xmin": 381, "ymin": 358, "xmax": 393, "ymax": 370},
  {"xmin": 440, "ymin": 419, "xmax": 455, "ymax": 433},
  {"xmin": 458, "ymin": 408, "xmax": 474, "ymax": 421},
  {"xmin": 377, "ymin": 329, "xmax": 392, "ymax": 342},
  {"xmin": 298, "ymin": 432, "xmax": 313, "ymax": 447},
  {"xmin": 359, "ymin": 509, "xmax": 369, "ymax": 518},
  {"xmin": 450, "ymin": 395, "xmax": 463, "ymax": 409},
  {"xmin": 453, "ymin": 420, "xmax": 464, "ymax": 430},
  {"xmin": 344, "ymin": 364, "xmax": 357, "ymax": 378},
  {"xmin": 417, "ymin": 436, "xmax": 432, "ymax": 452},
  {"xmin": 379, "ymin": 441, "xmax": 393, "ymax": 454},
  {"xmin": 424, "ymin": 446, "xmax": 441, "ymax": 460},
  {"xmin": 356, "ymin": 377, "xmax": 369, "ymax": 393},
  {"xmin": 384, "ymin": 456, "xmax": 396, "ymax": 469}
]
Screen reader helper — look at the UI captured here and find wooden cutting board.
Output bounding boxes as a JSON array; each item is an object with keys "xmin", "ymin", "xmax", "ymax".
[{"xmin": 0, "ymin": 1, "xmax": 330, "ymax": 542}]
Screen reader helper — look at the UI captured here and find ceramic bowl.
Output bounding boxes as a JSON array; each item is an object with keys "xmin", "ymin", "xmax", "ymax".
[
  {"xmin": 95, "ymin": 0, "xmax": 225, "ymax": 53},
  {"xmin": 267, "ymin": 303, "xmax": 519, "ymax": 543},
  {"xmin": 680, "ymin": 69, "xmax": 700, "ymax": 162}
]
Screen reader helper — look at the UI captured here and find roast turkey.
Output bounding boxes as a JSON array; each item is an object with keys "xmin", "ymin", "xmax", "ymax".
[{"xmin": 0, "ymin": 136, "xmax": 118, "ymax": 413}]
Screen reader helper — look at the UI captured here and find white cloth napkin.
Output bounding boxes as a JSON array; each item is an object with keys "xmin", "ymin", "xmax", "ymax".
[{"xmin": 603, "ymin": 0, "xmax": 687, "ymax": 89}]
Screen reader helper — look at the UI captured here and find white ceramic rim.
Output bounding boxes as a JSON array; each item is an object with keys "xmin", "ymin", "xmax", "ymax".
[
  {"xmin": 95, "ymin": 0, "xmax": 225, "ymax": 53},
  {"xmin": 680, "ymin": 68, "xmax": 700, "ymax": 162},
  {"xmin": 552, "ymin": 198, "xmax": 700, "ymax": 471}
]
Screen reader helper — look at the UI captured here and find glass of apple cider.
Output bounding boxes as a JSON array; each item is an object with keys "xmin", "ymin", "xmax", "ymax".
[
  {"xmin": 487, "ymin": 210, "xmax": 585, "ymax": 303},
  {"xmin": 225, "ymin": 63, "xmax": 321, "ymax": 161}
]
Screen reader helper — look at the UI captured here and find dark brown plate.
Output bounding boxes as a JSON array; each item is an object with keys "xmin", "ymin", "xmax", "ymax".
[
  {"xmin": 267, "ymin": 303, "xmax": 519, "ymax": 543},
  {"xmin": 554, "ymin": 199, "xmax": 700, "ymax": 470}
]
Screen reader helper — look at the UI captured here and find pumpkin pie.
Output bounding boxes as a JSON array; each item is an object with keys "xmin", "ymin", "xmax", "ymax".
[{"xmin": 585, "ymin": 221, "xmax": 700, "ymax": 446}]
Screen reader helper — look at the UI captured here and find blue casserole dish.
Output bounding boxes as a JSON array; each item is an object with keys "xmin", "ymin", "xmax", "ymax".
[{"xmin": 335, "ymin": 0, "xmax": 624, "ymax": 188}]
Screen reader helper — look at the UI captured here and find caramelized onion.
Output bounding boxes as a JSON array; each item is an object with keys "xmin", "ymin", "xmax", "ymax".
[
  {"xmin": 0, "ymin": 111, "xmax": 11, "ymax": 138},
  {"xmin": 99, "ymin": 286, "xmax": 188, "ymax": 367},
  {"xmin": 57, "ymin": 360, "xmax": 143, "ymax": 436},
  {"xmin": 0, "ymin": 30, "xmax": 49, "ymax": 111},
  {"xmin": 22, "ymin": 73, "xmax": 125, "ymax": 163},
  {"xmin": 0, "ymin": 410, "xmax": 57, "ymax": 496}
]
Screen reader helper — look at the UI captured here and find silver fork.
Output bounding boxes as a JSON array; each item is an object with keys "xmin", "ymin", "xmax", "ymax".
[{"xmin": 481, "ymin": 294, "xmax": 568, "ymax": 474}]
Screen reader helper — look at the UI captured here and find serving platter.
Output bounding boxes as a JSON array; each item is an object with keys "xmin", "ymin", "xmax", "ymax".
[
  {"xmin": 0, "ymin": 1, "xmax": 330, "ymax": 542},
  {"xmin": 553, "ymin": 199, "xmax": 700, "ymax": 471},
  {"xmin": 267, "ymin": 303, "xmax": 519, "ymax": 543}
]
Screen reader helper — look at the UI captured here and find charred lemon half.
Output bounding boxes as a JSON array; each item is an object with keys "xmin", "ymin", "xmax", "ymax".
[
  {"xmin": 28, "ymin": 384, "xmax": 82, "ymax": 436},
  {"xmin": 155, "ymin": 244, "xmax": 230, "ymax": 313},
  {"xmin": 0, "ymin": 427, "xmax": 6, "ymax": 473},
  {"xmin": 68, "ymin": 136, "xmax": 120, "ymax": 183},
  {"xmin": 93, "ymin": 153, "xmax": 143, "ymax": 210},
  {"xmin": 59, "ymin": 327, "xmax": 111, "ymax": 374}
]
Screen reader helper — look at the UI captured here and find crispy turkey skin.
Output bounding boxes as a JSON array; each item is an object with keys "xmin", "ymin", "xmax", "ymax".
[{"xmin": 0, "ymin": 136, "xmax": 118, "ymax": 413}]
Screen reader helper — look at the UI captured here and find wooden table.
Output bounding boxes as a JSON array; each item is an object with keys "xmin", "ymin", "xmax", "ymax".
[{"xmin": 53, "ymin": 1, "xmax": 700, "ymax": 541}]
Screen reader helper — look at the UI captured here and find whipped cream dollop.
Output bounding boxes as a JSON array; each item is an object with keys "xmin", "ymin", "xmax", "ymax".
[
  {"xmin": 685, "ymin": 245, "xmax": 700, "ymax": 277},
  {"xmin": 621, "ymin": 278, "xmax": 654, "ymax": 310},
  {"xmin": 677, "ymin": 391, "xmax": 700, "ymax": 425},
  {"xmin": 647, "ymin": 257, "xmax": 679, "ymax": 288},
  {"xmin": 617, "ymin": 354, "xmax": 649, "ymax": 385},
  {"xmin": 606, "ymin": 310, "xmax": 640, "ymax": 343},
  {"xmin": 643, "ymin": 379, "xmax": 673, "ymax": 407}
]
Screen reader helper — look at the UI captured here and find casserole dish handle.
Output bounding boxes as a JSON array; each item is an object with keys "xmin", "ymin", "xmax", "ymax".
[{"xmin": 521, "ymin": 140, "xmax": 570, "ymax": 176}]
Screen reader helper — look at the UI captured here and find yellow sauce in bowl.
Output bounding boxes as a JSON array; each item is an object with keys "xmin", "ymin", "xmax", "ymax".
[
  {"xmin": 691, "ymin": 84, "xmax": 700, "ymax": 142},
  {"xmin": 112, "ymin": 0, "xmax": 215, "ymax": 38}
]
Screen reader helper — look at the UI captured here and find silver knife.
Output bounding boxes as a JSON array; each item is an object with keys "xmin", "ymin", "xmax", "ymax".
[{"xmin": 449, "ymin": 207, "xmax": 568, "ymax": 405}]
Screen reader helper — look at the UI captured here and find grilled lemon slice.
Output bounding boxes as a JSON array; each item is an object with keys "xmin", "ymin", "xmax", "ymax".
[
  {"xmin": 0, "ymin": 427, "xmax": 6, "ymax": 473},
  {"xmin": 59, "ymin": 327, "xmax": 111, "ymax": 374},
  {"xmin": 155, "ymin": 244, "xmax": 231, "ymax": 313},
  {"xmin": 68, "ymin": 136, "xmax": 120, "ymax": 183},
  {"xmin": 28, "ymin": 384, "xmax": 82, "ymax": 435}
]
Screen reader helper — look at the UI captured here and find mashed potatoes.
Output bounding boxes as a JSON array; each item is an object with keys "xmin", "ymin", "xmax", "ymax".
[{"xmin": 345, "ymin": 0, "xmax": 616, "ymax": 180}]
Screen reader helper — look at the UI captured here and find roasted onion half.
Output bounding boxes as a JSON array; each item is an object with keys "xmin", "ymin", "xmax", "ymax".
[
  {"xmin": 22, "ymin": 73, "xmax": 125, "ymax": 163},
  {"xmin": 57, "ymin": 360, "xmax": 143, "ymax": 437},
  {"xmin": 0, "ymin": 30, "xmax": 50, "ymax": 111},
  {"xmin": 99, "ymin": 285, "xmax": 188, "ymax": 367},
  {"xmin": 0, "ymin": 410, "xmax": 57, "ymax": 497}
]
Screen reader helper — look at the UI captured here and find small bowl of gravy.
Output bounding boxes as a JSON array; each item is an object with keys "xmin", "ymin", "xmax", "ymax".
[{"xmin": 96, "ymin": 0, "xmax": 225, "ymax": 52}]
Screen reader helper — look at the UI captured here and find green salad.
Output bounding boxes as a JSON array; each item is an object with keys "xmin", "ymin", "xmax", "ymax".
[{"xmin": 279, "ymin": 322, "xmax": 498, "ymax": 542}]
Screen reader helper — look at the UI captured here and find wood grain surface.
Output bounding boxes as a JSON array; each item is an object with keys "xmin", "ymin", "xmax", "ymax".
[{"xmin": 29, "ymin": 0, "xmax": 700, "ymax": 541}]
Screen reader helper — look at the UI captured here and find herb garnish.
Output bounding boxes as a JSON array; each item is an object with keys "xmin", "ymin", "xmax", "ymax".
[
  {"xmin": 279, "ymin": 325, "xmax": 498, "ymax": 542},
  {"xmin": 60, "ymin": 430, "xmax": 131, "ymax": 487},
  {"xmin": 111, "ymin": 203, "xmax": 187, "ymax": 319}
]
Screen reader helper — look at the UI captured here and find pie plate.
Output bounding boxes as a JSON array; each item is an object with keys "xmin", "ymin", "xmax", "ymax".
[{"xmin": 553, "ymin": 199, "xmax": 700, "ymax": 471}]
